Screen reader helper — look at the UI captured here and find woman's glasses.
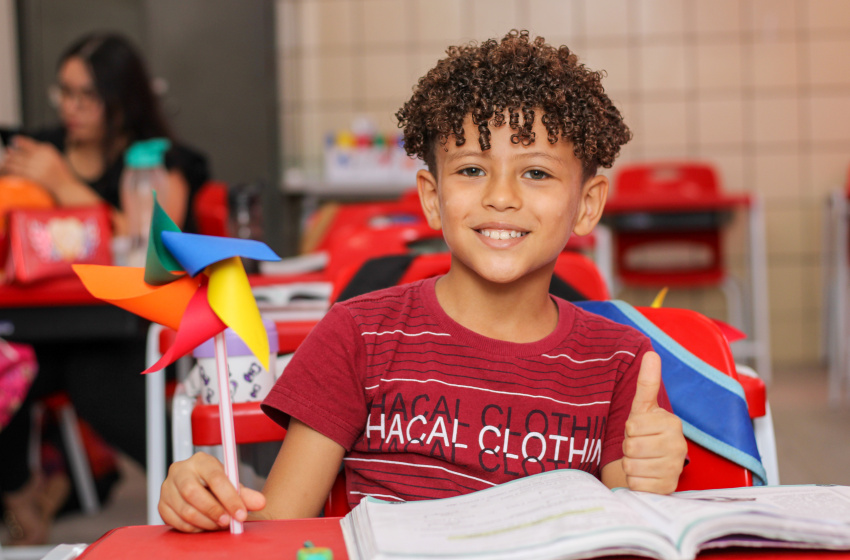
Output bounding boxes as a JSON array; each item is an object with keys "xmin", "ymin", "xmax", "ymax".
[{"xmin": 47, "ymin": 84, "xmax": 102, "ymax": 110}]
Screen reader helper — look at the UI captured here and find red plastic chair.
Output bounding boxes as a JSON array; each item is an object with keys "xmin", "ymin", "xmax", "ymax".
[
  {"xmin": 608, "ymin": 162, "xmax": 733, "ymax": 288},
  {"xmin": 192, "ymin": 181, "xmax": 230, "ymax": 237},
  {"xmin": 306, "ymin": 191, "xmax": 445, "ymax": 279},
  {"xmin": 638, "ymin": 306, "xmax": 765, "ymax": 491},
  {"xmin": 603, "ymin": 162, "xmax": 771, "ymax": 377},
  {"xmin": 553, "ymin": 251, "xmax": 610, "ymax": 300}
]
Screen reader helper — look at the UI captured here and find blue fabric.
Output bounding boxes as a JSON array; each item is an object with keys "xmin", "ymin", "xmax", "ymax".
[{"xmin": 575, "ymin": 300, "xmax": 767, "ymax": 486}]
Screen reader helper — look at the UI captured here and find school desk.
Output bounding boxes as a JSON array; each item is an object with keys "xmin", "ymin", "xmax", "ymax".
[
  {"xmin": 62, "ymin": 518, "xmax": 850, "ymax": 560},
  {"xmin": 0, "ymin": 275, "xmax": 144, "ymax": 341}
]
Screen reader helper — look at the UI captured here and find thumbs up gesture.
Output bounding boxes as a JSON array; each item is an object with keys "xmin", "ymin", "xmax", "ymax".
[{"xmin": 622, "ymin": 351, "xmax": 688, "ymax": 494}]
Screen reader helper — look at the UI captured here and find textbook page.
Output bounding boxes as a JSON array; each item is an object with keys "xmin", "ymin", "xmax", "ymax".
[
  {"xmin": 617, "ymin": 484, "xmax": 850, "ymax": 559},
  {"xmin": 342, "ymin": 469, "xmax": 679, "ymax": 560}
]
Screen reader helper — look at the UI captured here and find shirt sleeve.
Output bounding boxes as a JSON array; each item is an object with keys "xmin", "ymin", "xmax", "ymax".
[
  {"xmin": 600, "ymin": 335, "xmax": 673, "ymax": 468},
  {"xmin": 261, "ymin": 303, "xmax": 368, "ymax": 450}
]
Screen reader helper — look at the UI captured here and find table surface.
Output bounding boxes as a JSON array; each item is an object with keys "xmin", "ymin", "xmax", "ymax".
[
  {"xmin": 0, "ymin": 275, "xmax": 104, "ymax": 308},
  {"xmin": 72, "ymin": 518, "xmax": 850, "ymax": 560}
]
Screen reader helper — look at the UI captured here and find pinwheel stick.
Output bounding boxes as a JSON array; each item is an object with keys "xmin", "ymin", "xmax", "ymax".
[{"xmin": 214, "ymin": 331, "xmax": 243, "ymax": 535}]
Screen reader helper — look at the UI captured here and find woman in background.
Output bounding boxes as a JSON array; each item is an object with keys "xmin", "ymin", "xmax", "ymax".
[
  {"xmin": 0, "ymin": 32, "xmax": 208, "ymax": 545},
  {"xmin": 1, "ymin": 32, "xmax": 207, "ymax": 231}
]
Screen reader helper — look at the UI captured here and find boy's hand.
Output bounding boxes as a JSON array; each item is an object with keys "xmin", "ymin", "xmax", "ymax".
[
  {"xmin": 622, "ymin": 351, "xmax": 687, "ymax": 494},
  {"xmin": 159, "ymin": 452, "xmax": 266, "ymax": 532}
]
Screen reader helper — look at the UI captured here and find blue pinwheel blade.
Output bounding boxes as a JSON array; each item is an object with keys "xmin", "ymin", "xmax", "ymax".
[{"xmin": 160, "ymin": 231, "xmax": 280, "ymax": 276}]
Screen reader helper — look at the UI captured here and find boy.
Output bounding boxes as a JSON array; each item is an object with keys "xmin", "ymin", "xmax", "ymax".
[{"xmin": 159, "ymin": 30, "xmax": 687, "ymax": 532}]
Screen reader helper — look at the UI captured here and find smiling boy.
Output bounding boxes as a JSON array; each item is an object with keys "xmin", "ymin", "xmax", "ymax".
[{"xmin": 159, "ymin": 30, "xmax": 687, "ymax": 532}]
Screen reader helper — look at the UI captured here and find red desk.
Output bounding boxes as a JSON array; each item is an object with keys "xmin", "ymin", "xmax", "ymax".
[
  {"xmin": 72, "ymin": 518, "xmax": 850, "ymax": 560},
  {"xmin": 0, "ymin": 275, "xmax": 144, "ymax": 341},
  {"xmin": 76, "ymin": 519, "xmax": 348, "ymax": 559},
  {"xmin": 601, "ymin": 191, "xmax": 772, "ymax": 384}
]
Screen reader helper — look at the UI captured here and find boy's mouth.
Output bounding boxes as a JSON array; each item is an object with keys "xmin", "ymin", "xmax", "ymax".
[{"xmin": 477, "ymin": 228, "xmax": 528, "ymax": 240}]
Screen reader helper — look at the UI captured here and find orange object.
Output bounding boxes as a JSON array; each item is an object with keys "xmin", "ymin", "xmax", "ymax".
[
  {"xmin": 0, "ymin": 176, "xmax": 55, "ymax": 230},
  {"xmin": 72, "ymin": 265, "xmax": 200, "ymax": 331}
]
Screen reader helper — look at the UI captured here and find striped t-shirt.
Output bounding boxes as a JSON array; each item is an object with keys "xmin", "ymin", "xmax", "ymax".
[{"xmin": 262, "ymin": 275, "xmax": 668, "ymax": 507}]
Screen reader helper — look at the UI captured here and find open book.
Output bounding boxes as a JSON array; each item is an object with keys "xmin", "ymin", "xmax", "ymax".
[{"xmin": 340, "ymin": 469, "xmax": 850, "ymax": 560}]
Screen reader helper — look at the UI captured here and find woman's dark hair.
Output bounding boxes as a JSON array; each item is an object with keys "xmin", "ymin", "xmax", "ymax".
[
  {"xmin": 59, "ymin": 32, "xmax": 172, "ymax": 160},
  {"xmin": 396, "ymin": 30, "xmax": 632, "ymax": 180}
]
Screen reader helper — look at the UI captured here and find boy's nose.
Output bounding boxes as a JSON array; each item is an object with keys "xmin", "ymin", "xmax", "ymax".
[{"xmin": 483, "ymin": 174, "xmax": 521, "ymax": 211}]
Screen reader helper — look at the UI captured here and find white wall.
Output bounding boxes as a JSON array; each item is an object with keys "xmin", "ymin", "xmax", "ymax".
[{"xmin": 0, "ymin": 0, "xmax": 20, "ymax": 127}]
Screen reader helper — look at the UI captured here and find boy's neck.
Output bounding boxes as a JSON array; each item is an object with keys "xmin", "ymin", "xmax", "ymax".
[{"xmin": 434, "ymin": 265, "xmax": 559, "ymax": 343}]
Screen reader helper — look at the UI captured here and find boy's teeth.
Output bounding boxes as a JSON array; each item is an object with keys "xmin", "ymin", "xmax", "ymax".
[{"xmin": 480, "ymin": 229, "xmax": 526, "ymax": 239}]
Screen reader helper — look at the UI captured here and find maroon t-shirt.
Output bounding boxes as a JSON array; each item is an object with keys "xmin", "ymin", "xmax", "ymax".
[{"xmin": 262, "ymin": 276, "xmax": 671, "ymax": 508}]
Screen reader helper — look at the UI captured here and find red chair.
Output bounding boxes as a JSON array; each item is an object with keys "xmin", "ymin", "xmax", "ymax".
[
  {"xmin": 553, "ymin": 251, "xmax": 610, "ymax": 301},
  {"xmin": 604, "ymin": 161, "xmax": 771, "ymax": 382},
  {"xmin": 638, "ymin": 307, "xmax": 765, "ymax": 491},
  {"xmin": 608, "ymin": 162, "xmax": 734, "ymax": 288},
  {"xmin": 192, "ymin": 181, "xmax": 230, "ymax": 237},
  {"xmin": 304, "ymin": 191, "xmax": 444, "ymax": 279}
]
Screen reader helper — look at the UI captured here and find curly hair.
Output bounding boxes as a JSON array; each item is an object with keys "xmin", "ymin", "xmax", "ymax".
[{"xmin": 396, "ymin": 30, "xmax": 631, "ymax": 179}]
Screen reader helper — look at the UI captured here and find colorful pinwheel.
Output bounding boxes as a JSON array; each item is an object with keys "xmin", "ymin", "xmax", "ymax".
[{"xmin": 73, "ymin": 195, "xmax": 280, "ymax": 534}]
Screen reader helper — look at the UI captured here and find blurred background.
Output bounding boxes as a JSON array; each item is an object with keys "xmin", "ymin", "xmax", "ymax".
[
  {"xmin": 3, "ymin": 0, "xmax": 847, "ymax": 366},
  {"xmin": 1, "ymin": 0, "xmax": 849, "ymax": 548}
]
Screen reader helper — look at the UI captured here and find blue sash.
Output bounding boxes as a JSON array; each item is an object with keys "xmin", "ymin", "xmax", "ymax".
[{"xmin": 575, "ymin": 300, "xmax": 767, "ymax": 486}]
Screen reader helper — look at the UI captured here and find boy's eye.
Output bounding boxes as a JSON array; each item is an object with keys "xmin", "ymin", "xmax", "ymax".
[
  {"xmin": 523, "ymin": 169, "xmax": 550, "ymax": 180},
  {"xmin": 459, "ymin": 167, "xmax": 484, "ymax": 177}
]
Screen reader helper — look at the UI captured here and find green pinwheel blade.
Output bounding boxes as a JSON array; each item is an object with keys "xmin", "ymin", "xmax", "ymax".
[{"xmin": 144, "ymin": 193, "xmax": 186, "ymax": 286}]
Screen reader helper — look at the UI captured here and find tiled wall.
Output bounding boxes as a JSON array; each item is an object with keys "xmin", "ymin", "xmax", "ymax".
[{"xmin": 276, "ymin": 0, "xmax": 850, "ymax": 368}]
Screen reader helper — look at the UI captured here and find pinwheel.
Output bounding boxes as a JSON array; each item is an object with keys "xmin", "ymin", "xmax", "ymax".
[{"xmin": 73, "ymin": 195, "xmax": 280, "ymax": 534}]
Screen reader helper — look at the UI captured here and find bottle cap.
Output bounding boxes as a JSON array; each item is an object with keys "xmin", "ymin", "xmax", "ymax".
[
  {"xmin": 335, "ymin": 130, "xmax": 355, "ymax": 149},
  {"xmin": 125, "ymin": 138, "xmax": 171, "ymax": 168}
]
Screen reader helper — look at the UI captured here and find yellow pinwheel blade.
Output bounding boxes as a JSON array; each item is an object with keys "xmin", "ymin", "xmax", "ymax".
[
  {"xmin": 207, "ymin": 256, "xmax": 269, "ymax": 370},
  {"xmin": 651, "ymin": 287, "xmax": 669, "ymax": 308}
]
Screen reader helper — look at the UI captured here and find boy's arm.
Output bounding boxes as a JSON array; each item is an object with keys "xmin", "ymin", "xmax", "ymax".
[
  {"xmin": 255, "ymin": 418, "xmax": 346, "ymax": 519},
  {"xmin": 159, "ymin": 418, "xmax": 344, "ymax": 531},
  {"xmin": 601, "ymin": 352, "xmax": 687, "ymax": 494}
]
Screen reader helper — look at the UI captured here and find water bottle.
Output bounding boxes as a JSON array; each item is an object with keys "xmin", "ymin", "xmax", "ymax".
[
  {"xmin": 228, "ymin": 181, "xmax": 265, "ymax": 274},
  {"xmin": 119, "ymin": 138, "xmax": 170, "ymax": 267}
]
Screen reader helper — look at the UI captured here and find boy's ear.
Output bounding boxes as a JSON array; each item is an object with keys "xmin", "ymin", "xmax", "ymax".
[
  {"xmin": 572, "ymin": 174, "xmax": 609, "ymax": 237},
  {"xmin": 417, "ymin": 169, "xmax": 442, "ymax": 230}
]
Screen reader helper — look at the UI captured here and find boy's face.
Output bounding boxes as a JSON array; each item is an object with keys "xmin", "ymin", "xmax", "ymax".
[{"xmin": 417, "ymin": 112, "xmax": 608, "ymax": 286}]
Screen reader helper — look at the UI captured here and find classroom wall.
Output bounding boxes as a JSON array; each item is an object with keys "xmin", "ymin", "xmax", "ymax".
[
  {"xmin": 275, "ymin": 0, "xmax": 850, "ymax": 369},
  {"xmin": 0, "ymin": 0, "xmax": 20, "ymax": 127}
]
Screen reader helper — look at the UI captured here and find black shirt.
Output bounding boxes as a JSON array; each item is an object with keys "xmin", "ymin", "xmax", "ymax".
[{"xmin": 15, "ymin": 127, "xmax": 209, "ymax": 232}]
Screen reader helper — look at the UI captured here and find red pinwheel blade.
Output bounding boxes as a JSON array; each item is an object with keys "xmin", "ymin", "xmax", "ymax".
[{"xmin": 142, "ymin": 285, "xmax": 227, "ymax": 373}]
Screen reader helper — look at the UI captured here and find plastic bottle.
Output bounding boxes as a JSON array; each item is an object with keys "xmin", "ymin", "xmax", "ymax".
[
  {"xmin": 228, "ymin": 181, "xmax": 265, "ymax": 274},
  {"xmin": 119, "ymin": 138, "xmax": 171, "ymax": 267}
]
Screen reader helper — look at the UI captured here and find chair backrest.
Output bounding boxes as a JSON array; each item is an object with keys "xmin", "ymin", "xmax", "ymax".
[
  {"xmin": 552, "ymin": 251, "xmax": 610, "ymax": 300},
  {"xmin": 637, "ymin": 306, "xmax": 753, "ymax": 491},
  {"xmin": 615, "ymin": 162, "xmax": 721, "ymax": 200},
  {"xmin": 193, "ymin": 181, "xmax": 230, "ymax": 237},
  {"xmin": 610, "ymin": 162, "xmax": 728, "ymax": 287}
]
